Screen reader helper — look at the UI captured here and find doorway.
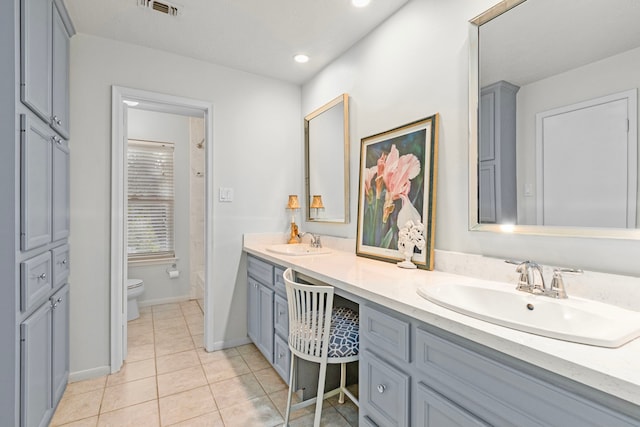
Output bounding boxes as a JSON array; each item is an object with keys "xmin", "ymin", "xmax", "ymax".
[{"xmin": 110, "ymin": 86, "xmax": 214, "ymax": 373}]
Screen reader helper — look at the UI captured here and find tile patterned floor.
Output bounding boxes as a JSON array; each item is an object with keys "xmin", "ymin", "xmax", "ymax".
[{"xmin": 51, "ymin": 300, "xmax": 359, "ymax": 426}]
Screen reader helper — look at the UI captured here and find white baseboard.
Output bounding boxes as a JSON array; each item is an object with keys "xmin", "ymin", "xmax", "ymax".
[
  {"xmin": 207, "ymin": 336, "xmax": 252, "ymax": 352},
  {"xmin": 138, "ymin": 295, "xmax": 191, "ymax": 308},
  {"xmin": 69, "ymin": 366, "xmax": 111, "ymax": 383}
]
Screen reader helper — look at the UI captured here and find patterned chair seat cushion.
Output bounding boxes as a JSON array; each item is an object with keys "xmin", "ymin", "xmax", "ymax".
[{"xmin": 328, "ymin": 307, "xmax": 359, "ymax": 358}]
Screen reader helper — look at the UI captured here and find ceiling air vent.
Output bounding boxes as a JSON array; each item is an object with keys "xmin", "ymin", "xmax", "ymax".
[{"xmin": 138, "ymin": 0, "xmax": 180, "ymax": 16}]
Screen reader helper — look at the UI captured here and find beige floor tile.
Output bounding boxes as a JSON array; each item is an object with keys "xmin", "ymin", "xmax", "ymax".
[
  {"xmin": 191, "ymin": 334, "xmax": 204, "ymax": 349},
  {"xmin": 167, "ymin": 410, "xmax": 223, "ymax": 427},
  {"xmin": 153, "ymin": 308, "xmax": 184, "ymax": 321},
  {"xmin": 97, "ymin": 400, "xmax": 160, "ymax": 427},
  {"xmin": 159, "ymin": 385, "xmax": 217, "ymax": 426},
  {"xmin": 127, "ymin": 343, "xmax": 156, "ymax": 362},
  {"xmin": 155, "ymin": 335, "xmax": 195, "ymax": 357},
  {"xmin": 268, "ymin": 388, "xmax": 330, "ymax": 421},
  {"xmin": 139, "ymin": 306, "xmax": 152, "ymax": 314},
  {"xmin": 50, "ymin": 389, "xmax": 104, "ymax": 426},
  {"xmin": 184, "ymin": 313, "xmax": 204, "ymax": 324},
  {"xmin": 152, "ymin": 303, "xmax": 182, "ymax": 313},
  {"xmin": 154, "ymin": 316, "xmax": 188, "ymax": 331},
  {"xmin": 186, "ymin": 321, "xmax": 204, "ymax": 336},
  {"xmin": 128, "ymin": 312, "xmax": 153, "ymax": 327},
  {"xmin": 180, "ymin": 304, "xmax": 203, "ymax": 317},
  {"xmin": 129, "ymin": 322, "xmax": 154, "ymax": 336},
  {"xmin": 240, "ymin": 350, "xmax": 271, "ymax": 371},
  {"xmin": 157, "ymin": 365, "xmax": 208, "ymax": 397},
  {"xmin": 128, "ymin": 329, "xmax": 155, "ymax": 346},
  {"xmin": 209, "ymin": 373, "xmax": 266, "ymax": 409},
  {"xmin": 202, "ymin": 354, "xmax": 251, "ymax": 384},
  {"xmin": 330, "ymin": 399, "xmax": 359, "ymax": 426},
  {"xmin": 156, "ymin": 349, "xmax": 200, "ymax": 375},
  {"xmin": 64, "ymin": 376, "xmax": 107, "ymax": 396},
  {"xmin": 218, "ymin": 395, "xmax": 283, "ymax": 427},
  {"xmin": 288, "ymin": 406, "xmax": 351, "ymax": 427},
  {"xmin": 56, "ymin": 416, "xmax": 99, "ymax": 427},
  {"xmin": 101, "ymin": 377, "xmax": 158, "ymax": 413},
  {"xmin": 235, "ymin": 343, "xmax": 259, "ymax": 355},
  {"xmin": 253, "ymin": 367, "xmax": 287, "ymax": 394},
  {"xmin": 106, "ymin": 358, "xmax": 156, "ymax": 387},
  {"xmin": 154, "ymin": 324, "xmax": 191, "ymax": 341},
  {"xmin": 196, "ymin": 347, "xmax": 239, "ymax": 365}
]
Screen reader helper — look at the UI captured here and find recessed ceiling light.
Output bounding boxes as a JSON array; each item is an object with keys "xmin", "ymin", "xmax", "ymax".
[
  {"xmin": 294, "ymin": 54, "xmax": 309, "ymax": 63},
  {"xmin": 123, "ymin": 100, "xmax": 139, "ymax": 107},
  {"xmin": 352, "ymin": 0, "xmax": 371, "ymax": 7}
]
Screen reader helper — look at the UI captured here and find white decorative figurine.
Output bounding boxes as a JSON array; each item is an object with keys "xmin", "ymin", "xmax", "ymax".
[{"xmin": 397, "ymin": 220, "xmax": 425, "ymax": 269}]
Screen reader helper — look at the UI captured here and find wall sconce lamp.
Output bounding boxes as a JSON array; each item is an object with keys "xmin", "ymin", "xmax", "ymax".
[{"xmin": 286, "ymin": 195, "xmax": 300, "ymax": 244}]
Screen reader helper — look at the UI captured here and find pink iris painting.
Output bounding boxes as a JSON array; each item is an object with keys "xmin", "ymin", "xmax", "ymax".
[{"xmin": 361, "ymin": 129, "xmax": 426, "ymax": 250}]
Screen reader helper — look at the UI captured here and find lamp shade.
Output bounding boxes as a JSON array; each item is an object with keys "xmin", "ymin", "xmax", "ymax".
[
  {"xmin": 310, "ymin": 195, "xmax": 324, "ymax": 209},
  {"xmin": 287, "ymin": 195, "xmax": 300, "ymax": 209}
]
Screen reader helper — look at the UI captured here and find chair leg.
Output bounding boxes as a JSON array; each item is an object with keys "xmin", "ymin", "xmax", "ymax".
[
  {"xmin": 284, "ymin": 355, "xmax": 297, "ymax": 427},
  {"xmin": 338, "ymin": 362, "xmax": 346, "ymax": 404},
  {"xmin": 313, "ymin": 360, "xmax": 328, "ymax": 427}
]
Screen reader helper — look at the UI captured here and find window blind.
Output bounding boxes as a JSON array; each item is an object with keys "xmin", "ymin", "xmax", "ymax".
[{"xmin": 127, "ymin": 140, "xmax": 175, "ymax": 259}]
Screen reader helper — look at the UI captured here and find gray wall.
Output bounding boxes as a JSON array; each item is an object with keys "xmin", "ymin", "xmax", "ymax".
[
  {"xmin": 68, "ymin": 33, "xmax": 301, "ymax": 376},
  {"xmin": 301, "ymin": 0, "xmax": 640, "ymax": 277}
]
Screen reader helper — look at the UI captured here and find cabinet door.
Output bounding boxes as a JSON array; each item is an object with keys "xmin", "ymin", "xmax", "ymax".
[
  {"xmin": 21, "ymin": 301, "xmax": 53, "ymax": 427},
  {"xmin": 257, "ymin": 283, "xmax": 274, "ymax": 362},
  {"xmin": 478, "ymin": 162, "xmax": 496, "ymax": 223},
  {"xmin": 21, "ymin": 115, "xmax": 53, "ymax": 251},
  {"xmin": 51, "ymin": 1, "xmax": 70, "ymax": 139},
  {"xmin": 415, "ymin": 382, "xmax": 490, "ymax": 427},
  {"xmin": 52, "ymin": 137, "xmax": 70, "ymax": 241},
  {"xmin": 20, "ymin": 0, "xmax": 52, "ymax": 123},
  {"xmin": 247, "ymin": 278, "xmax": 259, "ymax": 344},
  {"xmin": 51, "ymin": 284, "xmax": 69, "ymax": 405},
  {"xmin": 361, "ymin": 350, "xmax": 410, "ymax": 427}
]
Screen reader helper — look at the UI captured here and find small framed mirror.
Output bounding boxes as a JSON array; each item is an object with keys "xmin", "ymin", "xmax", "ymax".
[{"xmin": 304, "ymin": 94, "xmax": 350, "ymax": 223}]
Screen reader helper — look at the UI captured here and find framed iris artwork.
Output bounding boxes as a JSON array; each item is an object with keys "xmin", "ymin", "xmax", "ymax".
[{"xmin": 356, "ymin": 114, "xmax": 439, "ymax": 270}]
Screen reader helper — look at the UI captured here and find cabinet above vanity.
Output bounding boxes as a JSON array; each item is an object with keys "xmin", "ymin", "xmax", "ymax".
[{"xmin": 243, "ymin": 234, "xmax": 640, "ymax": 425}]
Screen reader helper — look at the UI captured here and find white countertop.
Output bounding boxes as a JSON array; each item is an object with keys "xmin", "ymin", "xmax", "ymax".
[{"xmin": 243, "ymin": 235, "xmax": 640, "ymax": 407}]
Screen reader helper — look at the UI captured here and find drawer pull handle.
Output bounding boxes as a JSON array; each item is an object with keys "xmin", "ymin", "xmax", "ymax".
[
  {"xmin": 38, "ymin": 273, "xmax": 47, "ymax": 280},
  {"xmin": 377, "ymin": 384, "xmax": 386, "ymax": 394},
  {"xmin": 278, "ymin": 310, "xmax": 284, "ymax": 316},
  {"xmin": 278, "ymin": 352, "xmax": 284, "ymax": 359},
  {"xmin": 61, "ymin": 259, "xmax": 67, "ymax": 265}
]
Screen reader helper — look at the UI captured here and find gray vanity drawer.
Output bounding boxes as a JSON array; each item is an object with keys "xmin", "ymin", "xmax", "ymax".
[
  {"xmin": 247, "ymin": 255, "xmax": 273, "ymax": 286},
  {"xmin": 414, "ymin": 327, "xmax": 638, "ymax": 427},
  {"xmin": 51, "ymin": 244, "xmax": 70, "ymax": 288},
  {"xmin": 415, "ymin": 382, "xmax": 490, "ymax": 427},
  {"xmin": 273, "ymin": 333, "xmax": 290, "ymax": 384},
  {"xmin": 21, "ymin": 252, "xmax": 53, "ymax": 313},
  {"xmin": 274, "ymin": 266, "xmax": 286, "ymax": 296},
  {"xmin": 361, "ymin": 304, "xmax": 410, "ymax": 363},
  {"xmin": 273, "ymin": 293, "xmax": 289, "ymax": 338},
  {"xmin": 361, "ymin": 350, "xmax": 410, "ymax": 427}
]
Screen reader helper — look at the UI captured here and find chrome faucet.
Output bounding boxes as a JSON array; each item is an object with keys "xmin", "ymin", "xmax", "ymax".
[
  {"xmin": 297, "ymin": 232, "xmax": 322, "ymax": 248},
  {"xmin": 505, "ymin": 260, "xmax": 582, "ymax": 299}
]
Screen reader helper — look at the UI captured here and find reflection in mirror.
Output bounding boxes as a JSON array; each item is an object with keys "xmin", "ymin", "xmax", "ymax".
[
  {"xmin": 305, "ymin": 94, "xmax": 349, "ymax": 223},
  {"xmin": 469, "ymin": 0, "xmax": 640, "ymax": 238}
]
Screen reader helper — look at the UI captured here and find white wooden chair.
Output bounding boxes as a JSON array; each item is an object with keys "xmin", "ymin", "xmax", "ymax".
[{"xmin": 283, "ymin": 268, "xmax": 359, "ymax": 427}]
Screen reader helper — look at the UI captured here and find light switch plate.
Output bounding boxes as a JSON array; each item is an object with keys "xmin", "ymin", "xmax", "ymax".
[{"xmin": 219, "ymin": 187, "xmax": 234, "ymax": 202}]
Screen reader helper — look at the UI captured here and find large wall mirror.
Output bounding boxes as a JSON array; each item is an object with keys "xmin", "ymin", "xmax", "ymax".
[
  {"xmin": 305, "ymin": 93, "xmax": 350, "ymax": 223},
  {"xmin": 469, "ymin": 0, "xmax": 640, "ymax": 239}
]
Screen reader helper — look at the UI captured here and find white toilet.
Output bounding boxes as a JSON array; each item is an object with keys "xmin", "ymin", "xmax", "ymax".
[{"xmin": 127, "ymin": 278, "xmax": 145, "ymax": 321}]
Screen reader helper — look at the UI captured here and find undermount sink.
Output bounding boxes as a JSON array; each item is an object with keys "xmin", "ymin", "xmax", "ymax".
[
  {"xmin": 266, "ymin": 244, "xmax": 332, "ymax": 256},
  {"xmin": 417, "ymin": 282, "xmax": 640, "ymax": 348}
]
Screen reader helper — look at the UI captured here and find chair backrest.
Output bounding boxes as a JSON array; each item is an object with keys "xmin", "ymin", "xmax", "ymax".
[{"xmin": 283, "ymin": 268, "xmax": 334, "ymax": 363}]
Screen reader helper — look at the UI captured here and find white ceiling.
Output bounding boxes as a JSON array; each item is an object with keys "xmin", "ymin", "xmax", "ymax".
[
  {"xmin": 62, "ymin": 0, "xmax": 409, "ymax": 84},
  {"xmin": 480, "ymin": 0, "xmax": 640, "ymax": 87}
]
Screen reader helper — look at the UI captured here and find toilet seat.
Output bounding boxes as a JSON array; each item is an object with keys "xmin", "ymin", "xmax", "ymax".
[{"xmin": 127, "ymin": 278, "xmax": 143, "ymax": 290}]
